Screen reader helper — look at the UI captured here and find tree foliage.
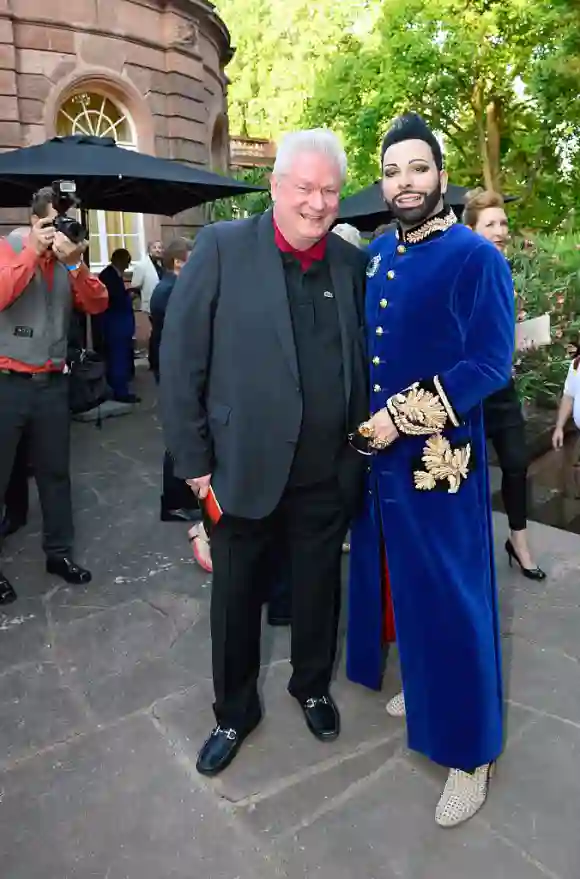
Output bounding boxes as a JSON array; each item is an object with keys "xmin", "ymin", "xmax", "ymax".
[
  {"xmin": 214, "ymin": 0, "xmax": 377, "ymax": 138},
  {"xmin": 512, "ymin": 232, "xmax": 580, "ymax": 404},
  {"xmin": 303, "ymin": 0, "xmax": 580, "ymax": 228},
  {"xmin": 216, "ymin": 0, "xmax": 580, "ymax": 230},
  {"xmin": 209, "ymin": 167, "xmax": 271, "ymax": 221}
]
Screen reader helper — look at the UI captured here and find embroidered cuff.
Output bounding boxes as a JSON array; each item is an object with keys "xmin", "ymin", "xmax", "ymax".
[
  {"xmin": 386, "ymin": 377, "xmax": 460, "ymax": 436},
  {"xmin": 413, "ymin": 436, "xmax": 473, "ymax": 494}
]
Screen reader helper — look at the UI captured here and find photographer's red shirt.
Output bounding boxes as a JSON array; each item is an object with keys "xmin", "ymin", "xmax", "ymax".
[{"xmin": 0, "ymin": 237, "xmax": 108, "ymax": 374}]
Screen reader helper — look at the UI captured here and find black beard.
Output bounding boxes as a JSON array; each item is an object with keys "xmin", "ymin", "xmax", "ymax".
[{"xmin": 385, "ymin": 182, "xmax": 443, "ymax": 227}]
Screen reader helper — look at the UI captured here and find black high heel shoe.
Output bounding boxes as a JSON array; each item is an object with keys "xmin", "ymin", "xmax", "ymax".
[{"xmin": 505, "ymin": 539, "xmax": 546, "ymax": 581}]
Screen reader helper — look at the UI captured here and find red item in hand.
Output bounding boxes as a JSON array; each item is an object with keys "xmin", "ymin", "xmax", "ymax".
[{"xmin": 203, "ymin": 485, "xmax": 223, "ymax": 526}]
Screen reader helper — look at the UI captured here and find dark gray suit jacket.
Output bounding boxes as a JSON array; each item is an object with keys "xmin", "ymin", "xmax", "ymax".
[{"xmin": 160, "ymin": 209, "xmax": 369, "ymax": 520}]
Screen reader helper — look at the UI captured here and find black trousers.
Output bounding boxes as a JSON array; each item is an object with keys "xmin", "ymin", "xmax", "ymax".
[
  {"xmin": 488, "ymin": 422, "xmax": 529, "ymax": 532},
  {"xmin": 210, "ymin": 478, "xmax": 348, "ymax": 730},
  {"xmin": 3, "ymin": 431, "xmax": 30, "ymax": 526},
  {"xmin": 0, "ymin": 372, "xmax": 74, "ymax": 557},
  {"xmin": 161, "ymin": 450, "xmax": 201, "ymax": 515}
]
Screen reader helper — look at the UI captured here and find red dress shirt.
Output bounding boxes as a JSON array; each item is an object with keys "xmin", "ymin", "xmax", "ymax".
[
  {"xmin": 273, "ymin": 219, "xmax": 327, "ymax": 271},
  {"xmin": 0, "ymin": 237, "xmax": 108, "ymax": 373}
]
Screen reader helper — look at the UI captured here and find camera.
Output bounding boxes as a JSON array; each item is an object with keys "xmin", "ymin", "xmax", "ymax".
[{"xmin": 51, "ymin": 180, "xmax": 86, "ymax": 245}]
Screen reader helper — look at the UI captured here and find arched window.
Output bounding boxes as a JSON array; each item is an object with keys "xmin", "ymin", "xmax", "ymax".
[{"xmin": 57, "ymin": 92, "xmax": 145, "ymax": 270}]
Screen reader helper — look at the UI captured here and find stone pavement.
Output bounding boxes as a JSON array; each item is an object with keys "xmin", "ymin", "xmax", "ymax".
[{"xmin": 0, "ymin": 371, "xmax": 578, "ymax": 879}]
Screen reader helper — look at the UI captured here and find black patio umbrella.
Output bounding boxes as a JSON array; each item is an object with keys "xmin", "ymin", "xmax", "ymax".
[
  {"xmin": 0, "ymin": 135, "xmax": 263, "ymax": 215},
  {"xmin": 338, "ymin": 181, "xmax": 516, "ymax": 233}
]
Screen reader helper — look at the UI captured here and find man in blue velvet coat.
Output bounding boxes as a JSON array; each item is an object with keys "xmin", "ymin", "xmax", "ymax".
[{"xmin": 346, "ymin": 114, "xmax": 514, "ymax": 827}]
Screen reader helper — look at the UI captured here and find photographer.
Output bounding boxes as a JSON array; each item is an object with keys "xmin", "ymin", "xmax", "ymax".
[{"xmin": 0, "ymin": 185, "xmax": 108, "ymax": 605}]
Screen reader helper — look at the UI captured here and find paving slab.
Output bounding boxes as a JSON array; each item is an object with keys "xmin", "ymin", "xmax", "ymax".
[
  {"xmin": 0, "ymin": 597, "xmax": 50, "ymax": 668},
  {"xmin": 0, "ymin": 714, "xmax": 286, "ymax": 879},
  {"xmin": 484, "ymin": 715, "xmax": 580, "ymax": 879},
  {"xmin": 505, "ymin": 636, "xmax": 580, "ymax": 724},
  {"xmin": 53, "ymin": 598, "xmax": 206, "ymax": 722},
  {"xmin": 274, "ymin": 757, "xmax": 552, "ymax": 879},
  {"xmin": 154, "ymin": 662, "xmax": 405, "ymax": 805},
  {"xmin": 0, "ymin": 374, "xmax": 577, "ymax": 878},
  {"xmin": 0, "ymin": 661, "xmax": 89, "ymax": 769}
]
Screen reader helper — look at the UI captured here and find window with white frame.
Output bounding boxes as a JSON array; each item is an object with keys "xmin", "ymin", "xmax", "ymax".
[{"xmin": 56, "ymin": 92, "xmax": 146, "ymax": 272}]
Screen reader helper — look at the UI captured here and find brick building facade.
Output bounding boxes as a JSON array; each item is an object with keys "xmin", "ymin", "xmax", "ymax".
[{"xmin": 0, "ymin": 0, "xmax": 232, "ymax": 269}]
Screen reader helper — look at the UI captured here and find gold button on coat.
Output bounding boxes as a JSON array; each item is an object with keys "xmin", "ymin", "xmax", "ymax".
[
  {"xmin": 379, "ymin": 298, "xmax": 388, "ymax": 308},
  {"xmin": 372, "ymin": 356, "xmax": 380, "ymax": 365},
  {"xmin": 373, "ymin": 384, "xmax": 381, "ymax": 392},
  {"xmin": 397, "ymin": 245, "xmax": 406, "ymax": 254},
  {"xmin": 387, "ymin": 270, "xmax": 395, "ymax": 280},
  {"xmin": 376, "ymin": 327, "xmax": 384, "ymax": 336}
]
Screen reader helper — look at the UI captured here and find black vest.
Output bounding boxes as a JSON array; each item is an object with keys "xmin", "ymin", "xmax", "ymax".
[{"xmin": 281, "ymin": 253, "xmax": 345, "ymax": 486}]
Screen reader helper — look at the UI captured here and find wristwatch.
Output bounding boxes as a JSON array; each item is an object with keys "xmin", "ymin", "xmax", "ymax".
[{"xmin": 66, "ymin": 261, "xmax": 82, "ymax": 272}]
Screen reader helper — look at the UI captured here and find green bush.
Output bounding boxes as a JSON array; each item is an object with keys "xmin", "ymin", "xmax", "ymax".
[{"xmin": 511, "ymin": 233, "xmax": 580, "ymax": 406}]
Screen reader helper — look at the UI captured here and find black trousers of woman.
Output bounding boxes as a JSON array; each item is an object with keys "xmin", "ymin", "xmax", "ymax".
[
  {"xmin": 161, "ymin": 451, "xmax": 202, "ymax": 521},
  {"xmin": 484, "ymin": 381, "xmax": 528, "ymax": 532}
]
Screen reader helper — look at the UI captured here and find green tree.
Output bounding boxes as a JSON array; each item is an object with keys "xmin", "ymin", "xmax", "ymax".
[
  {"xmin": 302, "ymin": 0, "xmax": 580, "ymax": 228},
  {"xmin": 214, "ymin": 0, "xmax": 381, "ymax": 139},
  {"xmin": 209, "ymin": 167, "xmax": 271, "ymax": 221}
]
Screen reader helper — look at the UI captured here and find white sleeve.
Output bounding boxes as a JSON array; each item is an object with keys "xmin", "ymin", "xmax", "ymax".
[
  {"xmin": 564, "ymin": 362, "xmax": 577, "ymax": 397},
  {"xmin": 131, "ymin": 261, "xmax": 145, "ymax": 289}
]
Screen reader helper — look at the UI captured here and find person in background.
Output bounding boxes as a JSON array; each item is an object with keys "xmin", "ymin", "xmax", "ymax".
[
  {"xmin": 0, "ymin": 238, "xmax": 31, "ymax": 540},
  {"xmin": 131, "ymin": 240, "xmax": 164, "ymax": 368},
  {"xmin": 332, "ymin": 220, "xmax": 365, "ymax": 554},
  {"xmin": 463, "ymin": 189, "xmax": 545, "ymax": 581},
  {"xmin": 99, "ymin": 249, "xmax": 139, "ymax": 404},
  {"xmin": 0, "ymin": 186, "xmax": 108, "ymax": 604},
  {"xmin": 150, "ymin": 237, "xmax": 202, "ymax": 529},
  {"xmin": 149, "ymin": 237, "xmax": 194, "ymax": 384},
  {"xmin": 552, "ymin": 351, "xmax": 580, "ymax": 449},
  {"xmin": 332, "ymin": 222, "xmax": 363, "ymax": 249},
  {"xmin": 161, "ymin": 128, "xmax": 368, "ymax": 777}
]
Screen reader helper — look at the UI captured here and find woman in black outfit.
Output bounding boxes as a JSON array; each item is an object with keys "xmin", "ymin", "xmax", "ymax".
[
  {"xmin": 150, "ymin": 238, "xmax": 202, "ymax": 526},
  {"xmin": 464, "ymin": 190, "xmax": 545, "ymax": 581}
]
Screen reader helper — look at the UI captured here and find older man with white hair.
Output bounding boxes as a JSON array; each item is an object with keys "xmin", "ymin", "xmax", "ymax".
[{"xmin": 161, "ymin": 129, "xmax": 368, "ymax": 775}]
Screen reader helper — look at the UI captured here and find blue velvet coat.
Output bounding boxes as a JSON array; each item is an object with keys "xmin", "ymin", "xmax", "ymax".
[{"xmin": 346, "ymin": 213, "xmax": 515, "ymax": 771}]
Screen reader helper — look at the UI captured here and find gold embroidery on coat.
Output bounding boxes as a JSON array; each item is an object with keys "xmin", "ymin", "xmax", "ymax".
[
  {"xmin": 433, "ymin": 374, "xmax": 460, "ymax": 427},
  {"xmin": 414, "ymin": 435, "xmax": 471, "ymax": 494},
  {"xmin": 387, "ymin": 383, "xmax": 448, "ymax": 436},
  {"xmin": 404, "ymin": 211, "xmax": 457, "ymax": 245}
]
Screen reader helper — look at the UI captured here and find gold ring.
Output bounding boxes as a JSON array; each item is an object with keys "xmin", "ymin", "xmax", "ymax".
[{"xmin": 358, "ymin": 421, "xmax": 375, "ymax": 439}]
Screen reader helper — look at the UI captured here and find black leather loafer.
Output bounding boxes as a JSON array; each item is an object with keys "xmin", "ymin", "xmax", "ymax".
[
  {"xmin": 46, "ymin": 557, "xmax": 92, "ymax": 585},
  {"xmin": 297, "ymin": 694, "xmax": 340, "ymax": 741},
  {"xmin": 0, "ymin": 571, "xmax": 17, "ymax": 605},
  {"xmin": 196, "ymin": 718, "xmax": 261, "ymax": 777}
]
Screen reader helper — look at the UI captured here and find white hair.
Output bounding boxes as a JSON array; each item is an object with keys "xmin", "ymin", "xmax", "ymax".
[
  {"xmin": 332, "ymin": 223, "xmax": 362, "ymax": 248},
  {"xmin": 273, "ymin": 129, "xmax": 347, "ymax": 182}
]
